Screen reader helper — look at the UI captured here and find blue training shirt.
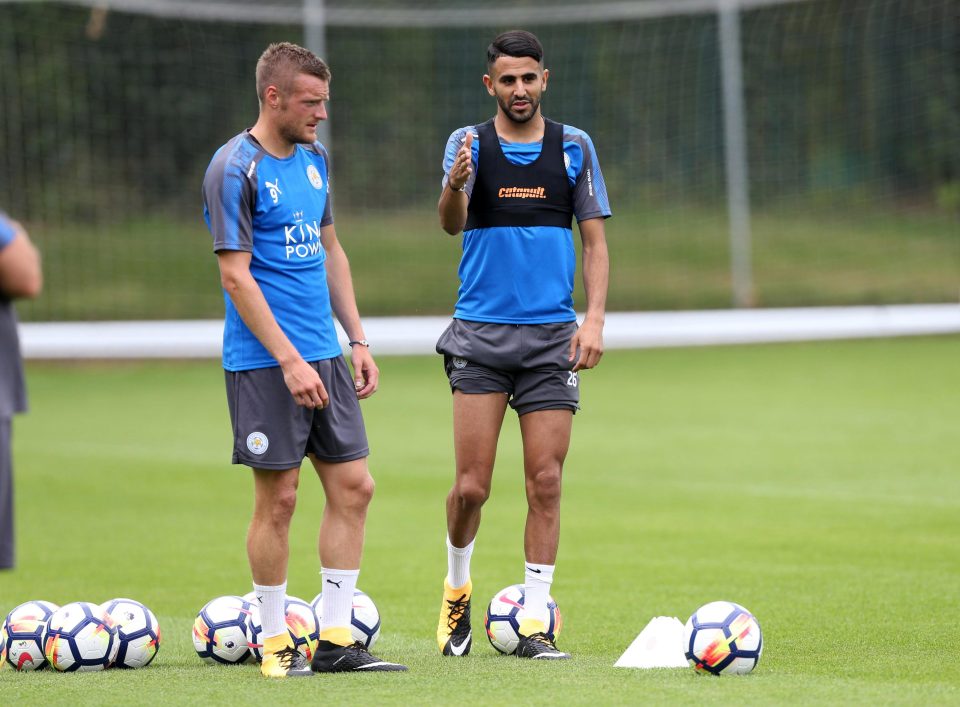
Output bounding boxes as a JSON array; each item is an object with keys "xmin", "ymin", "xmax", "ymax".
[
  {"xmin": 441, "ymin": 123, "xmax": 611, "ymax": 324},
  {"xmin": 202, "ymin": 130, "xmax": 341, "ymax": 371}
]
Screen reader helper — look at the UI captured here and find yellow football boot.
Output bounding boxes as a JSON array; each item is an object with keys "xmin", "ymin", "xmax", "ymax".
[
  {"xmin": 259, "ymin": 634, "xmax": 313, "ymax": 677},
  {"xmin": 437, "ymin": 579, "xmax": 472, "ymax": 656}
]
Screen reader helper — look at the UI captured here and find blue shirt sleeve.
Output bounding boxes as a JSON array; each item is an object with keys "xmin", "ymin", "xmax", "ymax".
[{"xmin": 0, "ymin": 212, "xmax": 17, "ymax": 250}]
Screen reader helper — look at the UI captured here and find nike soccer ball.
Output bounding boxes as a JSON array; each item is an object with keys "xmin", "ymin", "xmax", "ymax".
[
  {"xmin": 3, "ymin": 600, "xmax": 59, "ymax": 671},
  {"xmin": 43, "ymin": 601, "xmax": 120, "ymax": 672},
  {"xmin": 484, "ymin": 584, "xmax": 562, "ymax": 655},
  {"xmin": 245, "ymin": 595, "xmax": 320, "ymax": 661},
  {"xmin": 683, "ymin": 601, "xmax": 763, "ymax": 675},
  {"xmin": 192, "ymin": 595, "xmax": 254, "ymax": 664},
  {"xmin": 311, "ymin": 588, "xmax": 381, "ymax": 649},
  {"xmin": 100, "ymin": 598, "xmax": 161, "ymax": 668}
]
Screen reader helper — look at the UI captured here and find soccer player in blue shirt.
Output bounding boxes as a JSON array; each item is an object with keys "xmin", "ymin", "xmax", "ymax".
[
  {"xmin": 435, "ymin": 30, "xmax": 611, "ymax": 660},
  {"xmin": 202, "ymin": 42, "xmax": 405, "ymax": 676},
  {"xmin": 0, "ymin": 211, "xmax": 43, "ymax": 571}
]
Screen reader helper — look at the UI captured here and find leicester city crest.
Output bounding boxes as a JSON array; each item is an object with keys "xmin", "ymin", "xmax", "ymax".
[
  {"xmin": 306, "ymin": 164, "xmax": 323, "ymax": 190},
  {"xmin": 246, "ymin": 431, "xmax": 269, "ymax": 455}
]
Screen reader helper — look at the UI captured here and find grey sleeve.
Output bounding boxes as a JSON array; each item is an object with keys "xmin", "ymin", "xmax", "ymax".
[
  {"xmin": 202, "ymin": 148, "xmax": 256, "ymax": 252},
  {"xmin": 566, "ymin": 131, "xmax": 612, "ymax": 222},
  {"xmin": 316, "ymin": 144, "xmax": 334, "ymax": 227}
]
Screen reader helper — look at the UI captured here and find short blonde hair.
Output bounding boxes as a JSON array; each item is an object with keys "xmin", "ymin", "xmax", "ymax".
[{"xmin": 255, "ymin": 42, "xmax": 330, "ymax": 101}]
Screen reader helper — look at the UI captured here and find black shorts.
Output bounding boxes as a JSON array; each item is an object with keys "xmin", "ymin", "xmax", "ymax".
[
  {"xmin": 224, "ymin": 356, "xmax": 369, "ymax": 470},
  {"xmin": 436, "ymin": 319, "xmax": 580, "ymax": 416}
]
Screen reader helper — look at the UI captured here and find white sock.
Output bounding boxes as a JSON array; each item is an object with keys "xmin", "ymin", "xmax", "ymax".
[
  {"xmin": 446, "ymin": 535, "xmax": 474, "ymax": 589},
  {"xmin": 319, "ymin": 567, "xmax": 359, "ymax": 633},
  {"xmin": 520, "ymin": 562, "xmax": 555, "ymax": 626},
  {"xmin": 252, "ymin": 581, "xmax": 287, "ymax": 640}
]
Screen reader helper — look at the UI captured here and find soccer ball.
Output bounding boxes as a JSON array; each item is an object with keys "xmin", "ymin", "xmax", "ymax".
[
  {"xmin": 3, "ymin": 600, "xmax": 59, "ymax": 671},
  {"xmin": 43, "ymin": 601, "xmax": 120, "ymax": 672},
  {"xmin": 100, "ymin": 598, "xmax": 161, "ymax": 668},
  {"xmin": 484, "ymin": 584, "xmax": 562, "ymax": 655},
  {"xmin": 311, "ymin": 589, "xmax": 381, "ymax": 649},
  {"xmin": 192, "ymin": 595, "xmax": 254, "ymax": 664},
  {"xmin": 683, "ymin": 601, "xmax": 763, "ymax": 675},
  {"xmin": 245, "ymin": 595, "xmax": 320, "ymax": 661}
]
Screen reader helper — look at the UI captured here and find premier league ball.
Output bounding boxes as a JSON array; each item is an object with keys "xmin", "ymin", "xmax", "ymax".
[
  {"xmin": 3, "ymin": 600, "xmax": 59, "ymax": 671},
  {"xmin": 192, "ymin": 595, "xmax": 254, "ymax": 664},
  {"xmin": 484, "ymin": 584, "xmax": 561, "ymax": 655},
  {"xmin": 683, "ymin": 601, "xmax": 763, "ymax": 675},
  {"xmin": 311, "ymin": 589, "xmax": 381, "ymax": 649},
  {"xmin": 100, "ymin": 598, "xmax": 161, "ymax": 668},
  {"xmin": 43, "ymin": 601, "xmax": 120, "ymax": 672},
  {"xmin": 245, "ymin": 595, "xmax": 320, "ymax": 661}
]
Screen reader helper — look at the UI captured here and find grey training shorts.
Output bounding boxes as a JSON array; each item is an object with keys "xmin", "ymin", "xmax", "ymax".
[
  {"xmin": 225, "ymin": 356, "xmax": 369, "ymax": 470},
  {"xmin": 1, "ymin": 418, "xmax": 13, "ymax": 568},
  {"xmin": 436, "ymin": 319, "xmax": 580, "ymax": 416}
]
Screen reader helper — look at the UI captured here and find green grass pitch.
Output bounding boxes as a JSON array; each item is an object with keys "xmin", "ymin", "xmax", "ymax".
[{"xmin": 1, "ymin": 337, "xmax": 958, "ymax": 704}]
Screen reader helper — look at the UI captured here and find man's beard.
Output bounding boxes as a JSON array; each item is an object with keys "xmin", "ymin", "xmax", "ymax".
[
  {"xmin": 497, "ymin": 94, "xmax": 540, "ymax": 124},
  {"xmin": 278, "ymin": 120, "xmax": 315, "ymax": 145}
]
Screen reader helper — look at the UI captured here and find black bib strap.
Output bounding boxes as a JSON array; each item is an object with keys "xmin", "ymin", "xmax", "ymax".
[{"xmin": 465, "ymin": 118, "xmax": 574, "ymax": 230}]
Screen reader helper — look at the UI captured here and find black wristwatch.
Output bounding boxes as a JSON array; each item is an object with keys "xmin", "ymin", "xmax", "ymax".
[{"xmin": 348, "ymin": 339, "xmax": 370, "ymax": 348}]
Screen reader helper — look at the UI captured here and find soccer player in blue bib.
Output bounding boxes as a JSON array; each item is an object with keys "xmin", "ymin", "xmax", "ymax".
[
  {"xmin": 0, "ymin": 211, "xmax": 42, "ymax": 572},
  {"xmin": 202, "ymin": 42, "xmax": 405, "ymax": 676},
  {"xmin": 435, "ymin": 30, "xmax": 611, "ymax": 659}
]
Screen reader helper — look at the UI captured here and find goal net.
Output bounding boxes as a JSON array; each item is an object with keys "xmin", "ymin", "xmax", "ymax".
[{"xmin": 1, "ymin": 0, "xmax": 957, "ymax": 322}]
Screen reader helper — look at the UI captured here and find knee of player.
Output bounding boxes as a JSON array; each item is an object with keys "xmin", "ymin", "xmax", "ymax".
[
  {"xmin": 526, "ymin": 468, "xmax": 563, "ymax": 506},
  {"xmin": 269, "ymin": 488, "xmax": 299, "ymax": 522},
  {"xmin": 345, "ymin": 472, "xmax": 375, "ymax": 508},
  {"xmin": 453, "ymin": 477, "xmax": 491, "ymax": 509}
]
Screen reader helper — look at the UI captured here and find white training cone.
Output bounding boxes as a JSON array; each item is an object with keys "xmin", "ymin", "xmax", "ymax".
[{"xmin": 614, "ymin": 616, "xmax": 688, "ymax": 669}]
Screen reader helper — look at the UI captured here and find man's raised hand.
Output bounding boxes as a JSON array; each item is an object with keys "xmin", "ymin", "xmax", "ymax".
[{"xmin": 449, "ymin": 130, "xmax": 474, "ymax": 191}]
